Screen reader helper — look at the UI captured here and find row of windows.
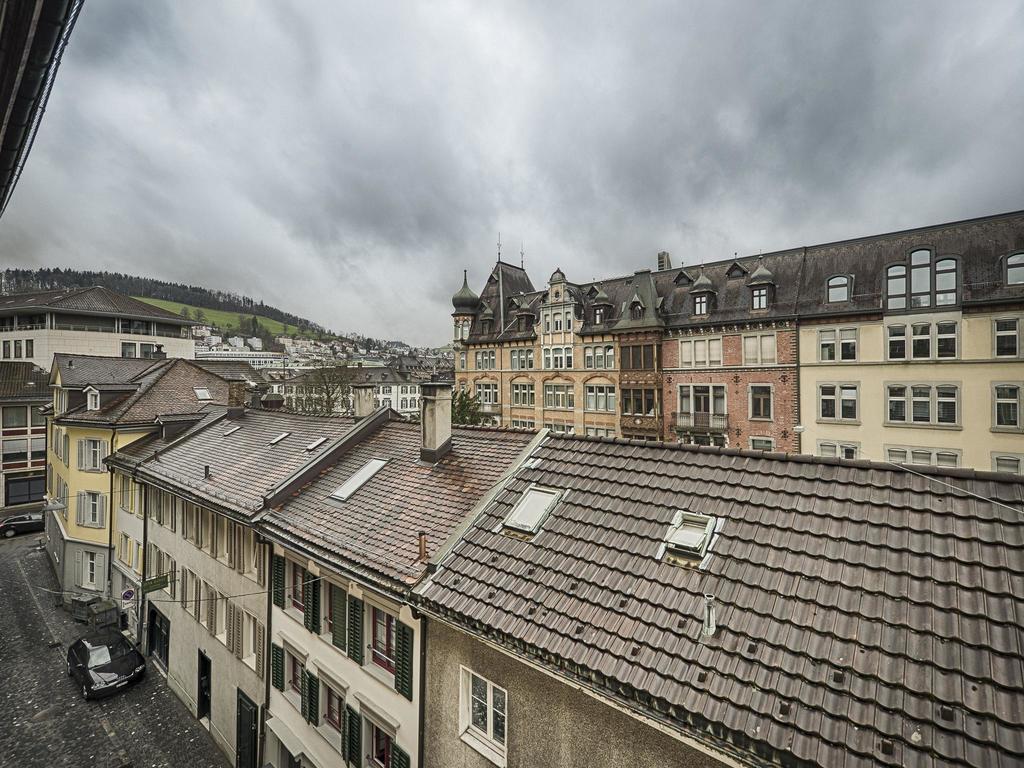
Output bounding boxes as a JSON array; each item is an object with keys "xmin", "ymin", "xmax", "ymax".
[
  {"xmin": 1, "ymin": 339, "xmax": 34, "ymax": 359},
  {"xmin": 542, "ymin": 311, "xmax": 574, "ymax": 333},
  {"xmin": 675, "ymin": 384, "xmax": 773, "ymax": 421},
  {"xmin": 1, "ymin": 405, "xmax": 45, "ymax": 429},
  {"xmin": 677, "ymin": 334, "xmax": 777, "ymax": 368}
]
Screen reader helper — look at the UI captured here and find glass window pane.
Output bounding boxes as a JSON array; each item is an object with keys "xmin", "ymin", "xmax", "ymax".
[{"xmin": 910, "ymin": 249, "xmax": 931, "ymax": 266}]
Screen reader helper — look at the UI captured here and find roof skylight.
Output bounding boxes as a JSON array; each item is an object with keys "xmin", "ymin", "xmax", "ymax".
[
  {"xmin": 223, "ymin": 426, "xmax": 241, "ymax": 437},
  {"xmin": 269, "ymin": 432, "xmax": 291, "ymax": 445},
  {"xmin": 194, "ymin": 387, "xmax": 212, "ymax": 401},
  {"xmin": 330, "ymin": 458, "xmax": 388, "ymax": 501},
  {"xmin": 503, "ymin": 486, "xmax": 560, "ymax": 534},
  {"xmin": 664, "ymin": 512, "xmax": 716, "ymax": 561},
  {"xmin": 306, "ymin": 437, "xmax": 328, "ymax": 451}
]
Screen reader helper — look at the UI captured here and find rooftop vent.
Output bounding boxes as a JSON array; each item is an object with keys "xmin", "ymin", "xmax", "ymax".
[
  {"xmin": 663, "ymin": 511, "xmax": 716, "ymax": 561},
  {"xmin": 306, "ymin": 437, "xmax": 328, "ymax": 451},
  {"xmin": 223, "ymin": 426, "xmax": 241, "ymax": 437},
  {"xmin": 503, "ymin": 486, "xmax": 561, "ymax": 534},
  {"xmin": 269, "ymin": 432, "xmax": 290, "ymax": 445},
  {"xmin": 702, "ymin": 595, "xmax": 717, "ymax": 637},
  {"xmin": 330, "ymin": 458, "xmax": 388, "ymax": 501}
]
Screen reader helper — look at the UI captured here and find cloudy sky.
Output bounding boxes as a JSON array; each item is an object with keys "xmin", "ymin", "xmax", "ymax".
[{"xmin": 2, "ymin": 1, "xmax": 1023, "ymax": 345}]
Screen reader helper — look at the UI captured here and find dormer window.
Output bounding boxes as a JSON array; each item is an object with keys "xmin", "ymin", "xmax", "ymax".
[
  {"xmin": 87, "ymin": 391, "xmax": 99, "ymax": 411},
  {"xmin": 481, "ymin": 320, "xmax": 492, "ymax": 334},
  {"xmin": 693, "ymin": 294, "xmax": 708, "ymax": 316},
  {"xmin": 1007, "ymin": 253, "xmax": 1024, "ymax": 285},
  {"xmin": 751, "ymin": 286, "xmax": 769, "ymax": 310},
  {"xmin": 630, "ymin": 303, "xmax": 643, "ymax": 320},
  {"xmin": 827, "ymin": 275, "xmax": 851, "ymax": 303},
  {"xmin": 663, "ymin": 511, "xmax": 716, "ymax": 562},
  {"xmin": 886, "ymin": 249, "xmax": 958, "ymax": 310},
  {"xmin": 594, "ymin": 307, "xmax": 605, "ymax": 323}
]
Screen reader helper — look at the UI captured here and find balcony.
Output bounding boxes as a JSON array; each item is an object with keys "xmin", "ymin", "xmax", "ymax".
[
  {"xmin": 673, "ymin": 411, "xmax": 729, "ymax": 432},
  {"xmin": 480, "ymin": 402, "xmax": 501, "ymax": 414}
]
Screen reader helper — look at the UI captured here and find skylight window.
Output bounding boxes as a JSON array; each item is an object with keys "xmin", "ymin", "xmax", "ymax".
[
  {"xmin": 330, "ymin": 458, "xmax": 388, "ymax": 501},
  {"xmin": 269, "ymin": 432, "xmax": 291, "ymax": 445},
  {"xmin": 194, "ymin": 387, "xmax": 212, "ymax": 401},
  {"xmin": 664, "ymin": 512, "xmax": 716, "ymax": 561},
  {"xmin": 306, "ymin": 437, "xmax": 328, "ymax": 451},
  {"xmin": 503, "ymin": 486, "xmax": 560, "ymax": 534},
  {"xmin": 223, "ymin": 426, "xmax": 241, "ymax": 437}
]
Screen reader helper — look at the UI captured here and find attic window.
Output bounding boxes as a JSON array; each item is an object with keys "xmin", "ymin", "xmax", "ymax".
[
  {"xmin": 87, "ymin": 391, "xmax": 99, "ymax": 411},
  {"xmin": 306, "ymin": 436, "xmax": 328, "ymax": 451},
  {"xmin": 269, "ymin": 432, "xmax": 291, "ymax": 445},
  {"xmin": 664, "ymin": 512, "xmax": 716, "ymax": 561},
  {"xmin": 330, "ymin": 458, "xmax": 388, "ymax": 501},
  {"xmin": 194, "ymin": 387, "xmax": 212, "ymax": 401},
  {"xmin": 223, "ymin": 426, "xmax": 241, "ymax": 437},
  {"xmin": 503, "ymin": 486, "xmax": 560, "ymax": 534}
]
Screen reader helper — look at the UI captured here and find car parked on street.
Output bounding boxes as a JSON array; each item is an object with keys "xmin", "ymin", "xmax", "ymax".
[
  {"xmin": 0, "ymin": 511, "xmax": 44, "ymax": 538},
  {"xmin": 66, "ymin": 632, "xmax": 146, "ymax": 700}
]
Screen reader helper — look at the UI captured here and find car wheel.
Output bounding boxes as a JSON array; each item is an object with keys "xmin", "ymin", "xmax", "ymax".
[
  {"xmin": 3, "ymin": 529, "xmax": 14, "ymax": 538},
  {"xmin": 81, "ymin": 684, "xmax": 90, "ymax": 700}
]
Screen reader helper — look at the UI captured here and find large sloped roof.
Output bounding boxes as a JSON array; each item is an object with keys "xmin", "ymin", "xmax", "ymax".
[
  {"xmin": 50, "ymin": 353, "xmax": 165, "ymax": 389},
  {"xmin": 0, "ymin": 286, "xmax": 192, "ymax": 323},
  {"xmin": 0, "ymin": 361, "xmax": 49, "ymax": 402},
  {"xmin": 418, "ymin": 434, "xmax": 1024, "ymax": 768}
]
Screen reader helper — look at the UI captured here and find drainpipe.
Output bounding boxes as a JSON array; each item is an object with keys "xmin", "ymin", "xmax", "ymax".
[
  {"xmin": 139, "ymin": 479, "xmax": 149, "ymax": 651},
  {"xmin": 416, "ymin": 611, "xmax": 428, "ymax": 768},
  {"xmin": 105, "ymin": 428, "xmax": 115, "ymax": 598},
  {"xmin": 259, "ymin": 535, "xmax": 272, "ymax": 768}
]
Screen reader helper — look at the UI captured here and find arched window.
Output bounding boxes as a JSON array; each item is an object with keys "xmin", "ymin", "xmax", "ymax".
[
  {"xmin": 885, "ymin": 249, "xmax": 958, "ymax": 310},
  {"xmin": 827, "ymin": 275, "xmax": 850, "ymax": 303},
  {"xmin": 630, "ymin": 303, "xmax": 643, "ymax": 320},
  {"xmin": 1007, "ymin": 253, "xmax": 1024, "ymax": 285}
]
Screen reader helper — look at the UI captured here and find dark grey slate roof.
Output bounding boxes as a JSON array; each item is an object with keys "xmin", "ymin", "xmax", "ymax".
[
  {"xmin": 0, "ymin": 286, "xmax": 192, "ymax": 323},
  {"xmin": 0, "ymin": 362, "xmax": 49, "ymax": 402},
  {"xmin": 50, "ymin": 353, "xmax": 165, "ymax": 389},
  {"xmin": 191, "ymin": 359, "xmax": 265, "ymax": 384},
  {"xmin": 419, "ymin": 434, "xmax": 1024, "ymax": 768}
]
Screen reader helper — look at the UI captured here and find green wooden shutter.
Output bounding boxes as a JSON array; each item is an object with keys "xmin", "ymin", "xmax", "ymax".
[
  {"xmin": 391, "ymin": 744, "xmax": 410, "ymax": 768},
  {"xmin": 304, "ymin": 577, "xmax": 321, "ymax": 633},
  {"xmin": 270, "ymin": 643, "xmax": 285, "ymax": 691},
  {"xmin": 331, "ymin": 585, "xmax": 348, "ymax": 652},
  {"xmin": 271, "ymin": 555, "xmax": 285, "ymax": 608},
  {"xmin": 347, "ymin": 597, "xmax": 364, "ymax": 665},
  {"xmin": 300, "ymin": 669, "xmax": 308, "ymax": 720},
  {"xmin": 345, "ymin": 705, "xmax": 361, "ymax": 766},
  {"xmin": 305, "ymin": 671, "xmax": 319, "ymax": 724},
  {"xmin": 394, "ymin": 622, "xmax": 414, "ymax": 700}
]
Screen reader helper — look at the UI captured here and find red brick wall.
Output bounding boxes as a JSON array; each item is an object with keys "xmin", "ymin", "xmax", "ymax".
[{"xmin": 662, "ymin": 327, "xmax": 799, "ymax": 452}]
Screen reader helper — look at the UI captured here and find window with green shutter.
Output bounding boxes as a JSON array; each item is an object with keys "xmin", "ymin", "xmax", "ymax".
[
  {"xmin": 300, "ymin": 669, "xmax": 308, "ymax": 720},
  {"xmin": 303, "ymin": 577, "xmax": 321, "ymax": 633},
  {"xmin": 271, "ymin": 555, "xmax": 286, "ymax": 608},
  {"xmin": 391, "ymin": 744, "xmax": 410, "ymax": 768},
  {"xmin": 394, "ymin": 622, "xmax": 414, "ymax": 701},
  {"xmin": 305, "ymin": 671, "xmax": 319, "ymax": 724},
  {"xmin": 348, "ymin": 597, "xmax": 364, "ymax": 665},
  {"xmin": 345, "ymin": 705, "xmax": 361, "ymax": 766},
  {"xmin": 270, "ymin": 643, "xmax": 284, "ymax": 691},
  {"xmin": 331, "ymin": 584, "xmax": 348, "ymax": 652}
]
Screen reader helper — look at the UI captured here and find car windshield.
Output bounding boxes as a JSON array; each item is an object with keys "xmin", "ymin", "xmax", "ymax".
[{"xmin": 85, "ymin": 637, "xmax": 133, "ymax": 667}]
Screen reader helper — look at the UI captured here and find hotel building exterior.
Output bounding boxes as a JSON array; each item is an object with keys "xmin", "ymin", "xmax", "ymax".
[{"xmin": 453, "ymin": 210, "xmax": 1024, "ymax": 471}]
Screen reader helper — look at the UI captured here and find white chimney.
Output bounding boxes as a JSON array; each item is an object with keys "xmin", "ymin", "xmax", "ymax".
[
  {"xmin": 352, "ymin": 383, "xmax": 375, "ymax": 419},
  {"xmin": 702, "ymin": 594, "xmax": 717, "ymax": 637},
  {"xmin": 420, "ymin": 381, "xmax": 453, "ymax": 463}
]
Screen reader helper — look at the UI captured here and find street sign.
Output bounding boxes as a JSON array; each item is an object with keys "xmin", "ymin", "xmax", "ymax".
[{"xmin": 142, "ymin": 574, "xmax": 168, "ymax": 594}]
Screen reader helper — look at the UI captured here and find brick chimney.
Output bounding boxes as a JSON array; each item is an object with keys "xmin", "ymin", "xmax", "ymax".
[
  {"xmin": 352, "ymin": 383, "xmax": 376, "ymax": 419},
  {"xmin": 419, "ymin": 381, "xmax": 453, "ymax": 463},
  {"xmin": 227, "ymin": 381, "xmax": 246, "ymax": 408},
  {"xmin": 657, "ymin": 251, "xmax": 672, "ymax": 271}
]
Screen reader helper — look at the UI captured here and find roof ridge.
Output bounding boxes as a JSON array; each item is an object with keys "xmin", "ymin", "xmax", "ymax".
[{"xmin": 546, "ymin": 432, "xmax": 1024, "ymax": 485}]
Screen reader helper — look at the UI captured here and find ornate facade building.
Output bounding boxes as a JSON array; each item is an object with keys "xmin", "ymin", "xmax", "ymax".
[{"xmin": 453, "ymin": 209, "xmax": 1024, "ymax": 471}]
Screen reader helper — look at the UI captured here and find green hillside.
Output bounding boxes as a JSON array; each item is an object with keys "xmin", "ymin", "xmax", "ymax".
[{"xmin": 134, "ymin": 297, "xmax": 323, "ymax": 338}]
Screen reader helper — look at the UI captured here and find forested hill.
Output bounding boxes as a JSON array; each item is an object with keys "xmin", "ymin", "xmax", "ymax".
[{"xmin": 1, "ymin": 267, "xmax": 332, "ymax": 336}]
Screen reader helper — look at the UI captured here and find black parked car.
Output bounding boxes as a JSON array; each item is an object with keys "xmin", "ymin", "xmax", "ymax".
[
  {"xmin": 66, "ymin": 633, "xmax": 146, "ymax": 699},
  {"xmin": 0, "ymin": 511, "xmax": 44, "ymax": 538}
]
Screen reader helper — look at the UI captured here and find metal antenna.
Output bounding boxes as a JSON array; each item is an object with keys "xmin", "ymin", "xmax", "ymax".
[
  {"xmin": 497, "ymin": 232, "xmax": 502, "ymax": 262},
  {"xmin": 520, "ymin": 241, "xmax": 525, "ymax": 269}
]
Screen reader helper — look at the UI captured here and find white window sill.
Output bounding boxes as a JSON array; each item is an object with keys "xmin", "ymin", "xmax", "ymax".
[
  {"xmin": 315, "ymin": 723, "xmax": 344, "ymax": 754},
  {"xmin": 363, "ymin": 659, "xmax": 396, "ymax": 689},
  {"xmin": 816, "ymin": 419, "xmax": 860, "ymax": 426},
  {"xmin": 284, "ymin": 689, "xmax": 302, "ymax": 712},
  {"xmin": 460, "ymin": 728, "xmax": 506, "ymax": 768},
  {"xmin": 884, "ymin": 422, "xmax": 962, "ymax": 431},
  {"xmin": 243, "ymin": 654, "xmax": 257, "ymax": 671}
]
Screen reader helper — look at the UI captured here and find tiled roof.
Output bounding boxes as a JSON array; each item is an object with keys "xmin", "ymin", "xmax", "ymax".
[
  {"xmin": 418, "ymin": 435, "xmax": 1024, "ymax": 768},
  {"xmin": 191, "ymin": 359, "xmax": 265, "ymax": 384},
  {"xmin": 0, "ymin": 361, "xmax": 49, "ymax": 402},
  {"xmin": 106, "ymin": 408, "xmax": 229, "ymax": 469},
  {"xmin": 127, "ymin": 409, "xmax": 358, "ymax": 515},
  {"xmin": 0, "ymin": 286, "xmax": 191, "ymax": 323},
  {"xmin": 56, "ymin": 358, "xmax": 231, "ymax": 425},
  {"xmin": 261, "ymin": 420, "xmax": 536, "ymax": 594},
  {"xmin": 50, "ymin": 353, "xmax": 164, "ymax": 389}
]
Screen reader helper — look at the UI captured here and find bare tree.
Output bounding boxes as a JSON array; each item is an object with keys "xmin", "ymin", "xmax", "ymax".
[{"xmin": 301, "ymin": 361, "xmax": 352, "ymax": 415}]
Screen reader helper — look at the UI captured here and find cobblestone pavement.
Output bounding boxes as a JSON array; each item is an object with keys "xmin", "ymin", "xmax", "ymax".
[{"xmin": 0, "ymin": 532, "xmax": 230, "ymax": 768}]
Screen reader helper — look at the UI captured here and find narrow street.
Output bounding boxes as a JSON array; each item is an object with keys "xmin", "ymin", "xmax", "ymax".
[{"xmin": 0, "ymin": 529, "xmax": 230, "ymax": 768}]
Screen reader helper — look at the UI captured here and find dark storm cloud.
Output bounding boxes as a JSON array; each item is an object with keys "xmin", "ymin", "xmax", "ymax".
[{"xmin": 2, "ymin": 0, "xmax": 1023, "ymax": 344}]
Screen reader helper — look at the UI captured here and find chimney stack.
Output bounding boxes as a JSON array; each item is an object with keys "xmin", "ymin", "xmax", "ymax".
[
  {"xmin": 227, "ymin": 381, "xmax": 246, "ymax": 408},
  {"xmin": 352, "ymin": 383, "xmax": 376, "ymax": 419},
  {"xmin": 419, "ymin": 381, "xmax": 453, "ymax": 463},
  {"xmin": 657, "ymin": 251, "xmax": 672, "ymax": 271},
  {"xmin": 262, "ymin": 393, "xmax": 285, "ymax": 410}
]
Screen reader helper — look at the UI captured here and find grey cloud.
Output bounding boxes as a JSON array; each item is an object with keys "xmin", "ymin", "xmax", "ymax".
[{"xmin": 1, "ymin": 0, "xmax": 1022, "ymax": 345}]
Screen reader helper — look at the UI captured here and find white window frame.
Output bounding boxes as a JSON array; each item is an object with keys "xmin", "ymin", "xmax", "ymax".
[
  {"xmin": 993, "ymin": 383, "xmax": 1022, "ymax": 431},
  {"xmin": 748, "ymin": 384, "xmax": 773, "ymax": 421},
  {"xmin": 817, "ymin": 383, "xmax": 859, "ymax": 423},
  {"xmin": 884, "ymin": 382, "xmax": 960, "ymax": 428},
  {"xmin": 816, "ymin": 440, "xmax": 859, "ymax": 460},
  {"xmin": 459, "ymin": 666, "xmax": 508, "ymax": 767},
  {"xmin": 749, "ymin": 437, "xmax": 774, "ymax": 451},
  {"xmin": 994, "ymin": 318, "xmax": 1021, "ymax": 358},
  {"xmin": 992, "ymin": 452, "xmax": 1024, "ymax": 474},
  {"xmin": 742, "ymin": 333, "xmax": 777, "ymax": 365},
  {"xmin": 885, "ymin": 445, "xmax": 961, "ymax": 468}
]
